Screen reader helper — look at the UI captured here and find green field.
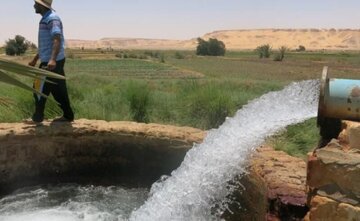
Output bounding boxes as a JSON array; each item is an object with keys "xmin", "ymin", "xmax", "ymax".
[{"xmin": 1, "ymin": 49, "xmax": 360, "ymax": 158}]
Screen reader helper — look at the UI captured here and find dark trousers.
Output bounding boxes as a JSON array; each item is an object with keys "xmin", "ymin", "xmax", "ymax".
[{"xmin": 32, "ymin": 59, "xmax": 74, "ymax": 122}]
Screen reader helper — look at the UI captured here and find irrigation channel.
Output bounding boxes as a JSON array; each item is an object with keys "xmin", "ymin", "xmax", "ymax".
[{"xmin": 0, "ymin": 80, "xmax": 319, "ymax": 221}]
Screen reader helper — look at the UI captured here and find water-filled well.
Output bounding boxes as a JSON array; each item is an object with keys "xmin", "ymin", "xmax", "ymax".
[
  {"xmin": 0, "ymin": 121, "xmax": 202, "ymax": 220},
  {"xmin": 0, "ymin": 80, "xmax": 319, "ymax": 220}
]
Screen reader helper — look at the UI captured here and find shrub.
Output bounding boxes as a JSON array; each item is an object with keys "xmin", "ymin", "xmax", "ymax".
[
  {"xmin": 129, "ymin": 53, "xmax": 138, "ymax": 59},
  {"xmin": 5, "ymin": 42, "xmax": 17, "ymax": 56},
  {"xmin": 174, "ymin": 51, "xmax": 185, "ymax": 59},
  {"xmin": 138, "ymin": 54, "xmax": 148, "ymax": 59},
  {"xmin": 196, "ymin": 38, "xmax": 226, "ymax": 56},
  {"xmin": 160, "ymin": 53, "xmax": 165, "ymax": 63},
  {"xmin": 273, "ymin": 46, "xmax": 287, "ymax": 61},
  {"xmin": 124, "ymin": 81, "xmax": 151, "ymax": 123},
  {"xmin": 67, "ymin": 52, "xmax": 75, "ymax": 59},
  {"xmin": 5, "ymin": 35, "xmax": 31, "ymax": 56},
  {"xmin": 144, "ymin": 51, "xmax": 160, "ymax": 58},
  {"xmin": 296, "ymin": 45, "xmax": 306, "ymax": 52},
  {"xmin": 29, "ymin": 43, "xmax": 37, "ymax": 50},
  {"xmin": 255, "ymin": 44, "xmax": 272, "ymax": 58}
]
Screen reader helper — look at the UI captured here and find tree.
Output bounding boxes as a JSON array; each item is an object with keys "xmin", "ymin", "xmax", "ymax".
[
  {"xmin": 29, "ymin": 42, "xmax": 38, "ymax": 50},
  {"xmin": 0, "ymin": 59, "xmax": 64, "ymax": 110},
  {"xmin": 196, "ymin": 38, "xmax": 209, "ymax": 55},
  {"xmin": 208, "ymin": 38, "xmax": 226, "ymax": 56},
  {"xmin": 5, "ymin": 35, "xmax": 31, "ymax": 56},
  {"xmin": 196, "ymin": 38, "xmax": 226, "ymax": 56},
  {"xmin": 0, "ymin": 59, "xmax": 65, "ymax": 99}
]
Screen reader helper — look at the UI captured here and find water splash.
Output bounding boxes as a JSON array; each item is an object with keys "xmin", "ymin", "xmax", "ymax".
[
  {"xmin": 0, "ymin": 184, "xmax": 148, "ymax": 221},
  {"xmin": 130, "ymin": 80, "xmax": 319, "ymax": 221}
]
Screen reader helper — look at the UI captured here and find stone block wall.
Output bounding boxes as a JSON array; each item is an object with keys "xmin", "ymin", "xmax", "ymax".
[
  {"xmin": 305, "ymin": 121, "xmax": 360, "ymax": 220},
  {"xmin": 225, "ymin": 146, "xmax": 309, "ymax": 221}
]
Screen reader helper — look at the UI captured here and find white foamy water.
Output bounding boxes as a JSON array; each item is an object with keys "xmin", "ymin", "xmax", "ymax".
[
  {"xmin": 0, "ymin": 80, "xmax": 319, "ymax": 221},
  {"xmin": 130, "ymin": 80, "xmax": 319, "ymax": 221},
  {"xmin": 0, "ymin": 184, "xmax": 148, "ymax": 221}
]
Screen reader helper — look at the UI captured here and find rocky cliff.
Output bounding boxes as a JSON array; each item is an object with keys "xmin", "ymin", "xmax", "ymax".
[{"xmin": 66, "ymin": 29, "xmax": 360, "ymax": 50}]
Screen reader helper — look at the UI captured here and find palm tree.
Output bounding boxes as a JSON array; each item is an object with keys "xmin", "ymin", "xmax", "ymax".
[
  {"xmin": 0, "ymin": 58, "xmax": 65, "ymax": 98},
  {"xmin": 0, "ymin": 58, "xmax": 66, "ymax": 110}
]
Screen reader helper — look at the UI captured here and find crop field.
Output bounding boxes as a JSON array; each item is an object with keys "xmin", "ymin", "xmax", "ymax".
[
  {"xmin": 1, "ymin": 49, "xmax": 359, "ymax": 158},
  {"xmin": 66, "ymin": 59, "xmax": 204, "ymax": 79}
]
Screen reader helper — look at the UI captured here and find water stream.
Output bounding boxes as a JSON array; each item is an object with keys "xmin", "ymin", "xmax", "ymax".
[
  {"xmin": 0, "ymin": 80, "xmax": 319, "ymax": 221},
  {"xmin": 130, "ymin": 80, "xmax": 319, "ymax": 221}
]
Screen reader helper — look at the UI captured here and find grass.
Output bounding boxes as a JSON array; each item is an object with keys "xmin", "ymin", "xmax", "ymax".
[
  {"xmin": 1, "ymin": 49, "xmax": 360, "ymax": 158},
  {"xmin": 267, "ymin": 118, "xmax": 319, "ymax": 160},
  {"xmin": 124, "ymin": 81, "xmax": 151, "ymax": 123},
  {"xmin": 177, "ymin": 81, "xmax": 232, "ymax": 128}
]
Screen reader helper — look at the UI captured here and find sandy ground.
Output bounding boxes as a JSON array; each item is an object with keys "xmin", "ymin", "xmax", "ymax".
[{"xmin": 66, "ymin": 29, "xmax": 360, "ymax": 51}]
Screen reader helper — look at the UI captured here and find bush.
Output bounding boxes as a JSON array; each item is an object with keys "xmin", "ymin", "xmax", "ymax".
[
  {"xmin": 5, "ymin": 35, "xmax": 31, "ymax": 56},
  {"xmin": 138, "ymin": 54, "xmax": 147, "ymax": 59},
  {"xmin": 273, "ymin": 46, "xmax": 287, "ymax": 61},
  {"xmin": 196, "ymin": 38, "xmax": 226, "ymax": 56},
  {"xmin": 160, "ymin": 53, "xmax": 165, "ymax": 63},
  {"xmin": 296, "ymin": 45, "xmax": 306, "ymax": 52},
  {"xmin": 129, "ymin": 53, "xmax": 138, "ymax": 59},
  {"xmin": 255, "ymin": 44, "xmax": 272, "ymax": 58},
  {"xmin": 29, "ymin": 43, "xmax": 37, "ymax": 50},
  {"xmin": 174, "ymin": 51, "xmax": 185, "ymax": 59},
  {"xmin": 124, "ymin": 81, "xmax": 151, "ymax": 123},
  {"xmin": 67, "ymin": 52, "xmax": 76, "ymax": 59},
  {"xmin": 144, "ymin": 51, "xmax": 160, "ymax": 58}
]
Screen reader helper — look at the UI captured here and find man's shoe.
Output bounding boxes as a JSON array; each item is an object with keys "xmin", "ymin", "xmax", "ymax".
[{"xmin": 52, "ymin": 116, "xmax": 73, "ymax": 123}]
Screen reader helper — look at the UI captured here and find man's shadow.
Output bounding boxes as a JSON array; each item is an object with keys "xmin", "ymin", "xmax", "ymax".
[{"xmin": 24, "ymin": 120, "xmax": 75, "ymax": 136}]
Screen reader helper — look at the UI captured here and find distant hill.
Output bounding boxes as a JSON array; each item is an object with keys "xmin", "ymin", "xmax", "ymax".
[
  {"xmin": 66, "ymin": 38, "xmax": 194, "ymax": 50},
  {"xmin": 65, "ymin": 29, "xmax": 360, "ymax": 50}
]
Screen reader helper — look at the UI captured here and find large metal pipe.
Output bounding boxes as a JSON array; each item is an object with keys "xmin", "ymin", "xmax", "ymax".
[{"xmin": 318, "ymin": 66, "xmax": 360, "ymax": 121}]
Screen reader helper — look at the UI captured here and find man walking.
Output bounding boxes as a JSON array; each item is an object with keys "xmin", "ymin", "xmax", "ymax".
[{"xmin": 29, "ymin": 0, "xmax": 74, "ymax": 123}]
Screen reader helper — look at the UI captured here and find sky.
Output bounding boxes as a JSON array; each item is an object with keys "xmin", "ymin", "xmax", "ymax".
[{"xmin": 1, "ymin": 0, "xmax": 359, "ymax": 45}]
